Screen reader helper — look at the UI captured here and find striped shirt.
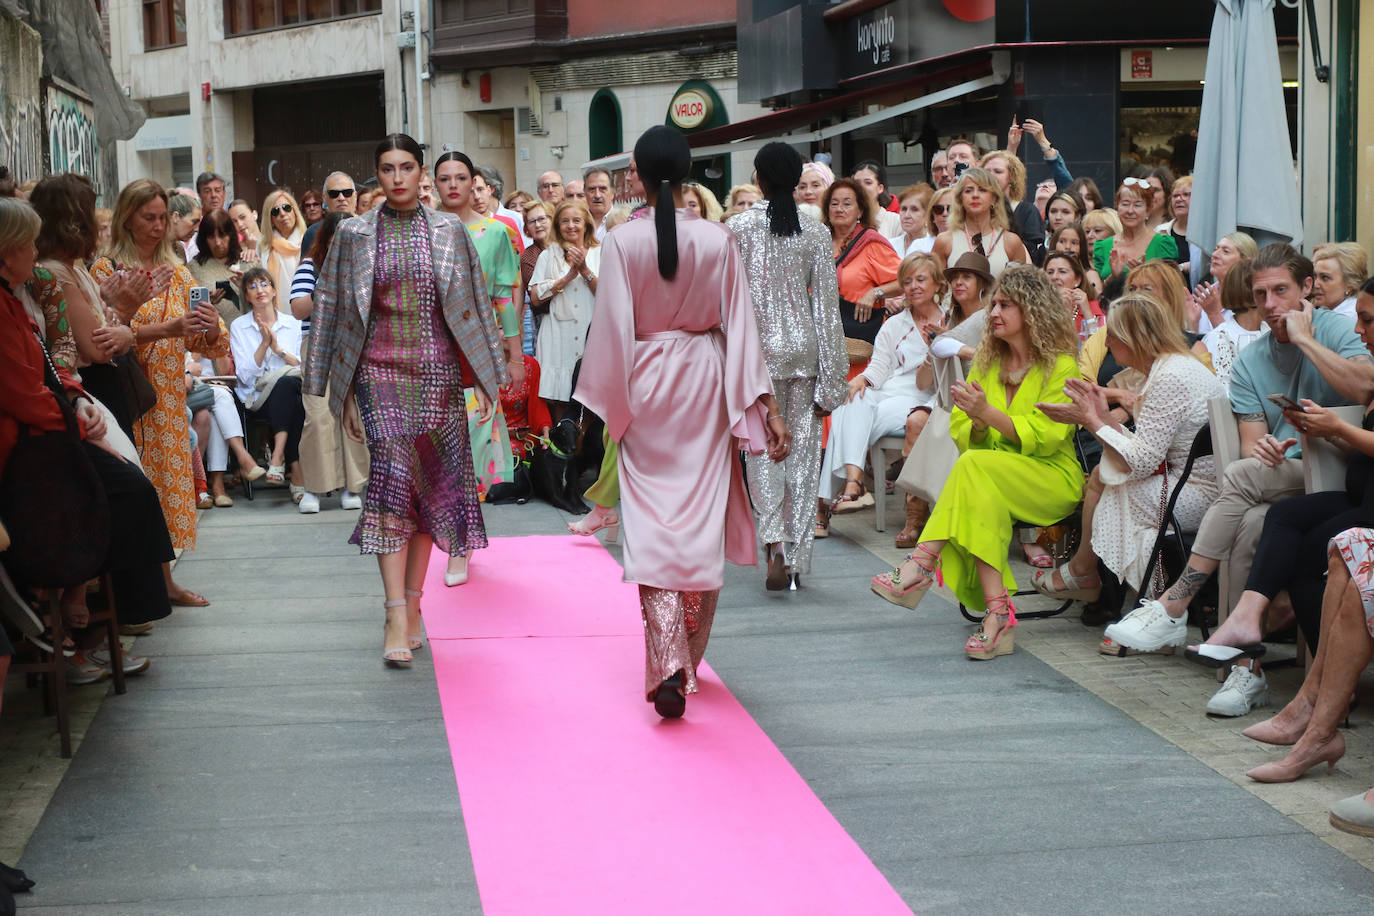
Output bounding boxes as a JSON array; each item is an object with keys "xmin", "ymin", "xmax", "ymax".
[{"xmin": 290, "ymin": 257, "xmax": 317, "ymax": 333}]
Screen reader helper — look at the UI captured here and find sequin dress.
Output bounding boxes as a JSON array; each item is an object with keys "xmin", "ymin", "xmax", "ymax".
[{"xmin": 350, "ymin": 206, "xmax": 486, "ymax": 555}]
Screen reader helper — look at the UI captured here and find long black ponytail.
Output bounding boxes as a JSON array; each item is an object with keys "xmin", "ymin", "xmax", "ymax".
[
  {"xmin": 754, "ymin": 142, "xmax": 804, "ymax": 238},
  {"xmin": 632, "ymin": 125, "xmax": 692, "ymax": 279}
]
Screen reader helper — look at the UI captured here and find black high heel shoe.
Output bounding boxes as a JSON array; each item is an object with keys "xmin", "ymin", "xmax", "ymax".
[
  {"xmin": 0, "ymin": 861, "xmax": 34, "ymax": 893},
  {"xmin": 653, "ymin": 671, "xmax": 686, "ymax": 719}
]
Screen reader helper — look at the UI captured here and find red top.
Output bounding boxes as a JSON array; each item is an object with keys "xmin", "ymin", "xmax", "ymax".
[
  {"xmin": 500, "ymin": 355, "xmax": 551, "ymax": 459},
  {"xmin": 0, "ymin": 283, "xmax": 88, "ymax": 474},
  {"xmin": 493, "ymin": 214, "xmax": 525, "ymax": 259}
]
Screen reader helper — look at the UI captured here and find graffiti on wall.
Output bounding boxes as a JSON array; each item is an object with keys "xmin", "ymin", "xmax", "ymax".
[
  {"xmin": 0, "ymin": 17, "xmax": 45, "ymax": 184},
  {"xmin": 46, "ymin": 82, "xmax": 103, "ymax": 201}
]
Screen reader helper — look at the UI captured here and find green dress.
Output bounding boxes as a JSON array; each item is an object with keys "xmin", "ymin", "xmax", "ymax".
[
  {"xmin": 1091, "ymin": 235, "xmax": 1179, "ymax": 281},
  {"xmin": 463, "ymin": 216, "xmax": 520, "ymax": 498},
  {"xmin": 920, "ymin": 352, "xmax": 1084, "ymax": 612}
]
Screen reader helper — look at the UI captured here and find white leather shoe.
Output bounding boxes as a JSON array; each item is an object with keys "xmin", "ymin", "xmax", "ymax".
[
  {"xmin": 340, "ymin": 491, "xmax": 363, "ymax": 510},
  {"xmin": 444, "ymin": 555, "xmax": 469, "ymax": 587},
  {"xmin": 297, "ymin": 492, "xmax": 321, "ymax": 514}
]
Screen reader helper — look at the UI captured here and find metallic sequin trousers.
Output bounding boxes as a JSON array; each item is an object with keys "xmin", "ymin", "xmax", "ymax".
[
  {"xmin": 745, "ymin": 376, "xmax": 825, "ymax": 575},
  {"xmin": 638, "ymin": 586, "xmax": 720, "ymax": 701}
]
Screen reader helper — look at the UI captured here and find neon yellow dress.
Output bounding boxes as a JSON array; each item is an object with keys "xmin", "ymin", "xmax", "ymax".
[{"xmin": 920, "ymin": 352, "xmax": 1084, "ymax": 611}]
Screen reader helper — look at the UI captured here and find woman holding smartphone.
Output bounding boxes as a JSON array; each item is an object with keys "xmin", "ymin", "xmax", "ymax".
[{"xmin": 90, "ymin": 178, "xmax": 230, "ymax": 607}]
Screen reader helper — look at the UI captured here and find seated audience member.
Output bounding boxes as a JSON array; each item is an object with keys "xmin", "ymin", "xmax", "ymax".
[
  {"xmin": 1032, "ymin": 294, "xmax": 1224, "ymax": 607},
  {"xmin": 1192, "ymin": 231, "xmax": 1258, "ymax": 333},
  {"xmin": 894, "ymin": 251, "xmax": 994, "ymax": 548},
  {"xmin": 1049, "ymin": 222, "xmax": 1102, "ymax": 298},
  {"xmin": 0, "ymin": 196, "xmax": 170, "ymax": 673},
  {"xmin": 1201, "ymin": 260, "xmax": 1267, "ymax": 390},
  {"xmin": 230, "ymin": 267, "xmax": 305, "ymax": 499},
  {"xmin": 1091, "ymin": 181, "xmax": 1178, "ymax": 302},
  {"xmin": 1240, "ymin": 530, "xmax": 1374, "ymax": 811},
  {"xmin": 187, "ymin": 351, "xmax": 264, "ymax": 506},
  {"xmin": 886, "ymin": 184, "xmax": 935, "ymax": 258},
  {"xmin": 290, "ymin": 211, "xmax": 365, "ymax": 515},
  {"xmin": 817, "ymin": 252, "xmax": 943, "ymax": 520},
  {"xmin": 1311, "ymin": 242, "xmax": 1366, "ymax": 319},
  {"xmin": 823, "ymin": 177, "xmax": 903, "ymax": 345},
  {"xmin": 1173, "ymin": 283, "xmax": 1374, "ymax": 717},
  {"xmin": 1103, "ymin": 245, "xmax": 1374, "ymax": 655},
  {"xmin": 1042, "ymin": 251, "xmax": 1104, "ymax": 338},
  {"xmin": 872, "ymin": 265, "xmax": 1083, "ymax": 661},
  {"xmin": 931, "ymin": 167, "xmax": 1031, "ymax": 280},
  {"xmin": 188, "ymin": 207, "xmax": 246, "ymax": 326}
]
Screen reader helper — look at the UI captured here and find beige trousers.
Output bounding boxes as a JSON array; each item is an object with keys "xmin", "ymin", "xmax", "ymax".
[{"xmin": 298, "ymin": 338, "xmax": 369, "ymax": 494}]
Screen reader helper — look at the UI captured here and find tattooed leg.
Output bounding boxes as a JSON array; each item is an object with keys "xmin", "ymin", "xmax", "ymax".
[{"xmin": 1160, "ymin": 556, "xmax": 1220, "ymax": 617}]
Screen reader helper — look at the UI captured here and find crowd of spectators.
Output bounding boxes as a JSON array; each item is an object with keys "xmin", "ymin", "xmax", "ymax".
[{"xmin": 5, "ymin": 121, "xmax": 1374, "ymax": 836}]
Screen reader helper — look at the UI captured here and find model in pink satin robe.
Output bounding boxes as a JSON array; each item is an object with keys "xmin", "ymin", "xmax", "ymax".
[{"xmin": 576, "ymin": 208, "xmax": 774, "ymax": 700}]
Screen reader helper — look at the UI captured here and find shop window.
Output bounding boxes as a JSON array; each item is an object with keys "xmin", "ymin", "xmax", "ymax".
[
  {"xmin": 587, "ymin": 89, "xmax": 622, "ymax": 162},
  {"xmin": 223, "ymin": 0, "xmax": 381, "ymax": 37},
  {"xmin": 142, "ymin": 0, "xmax": 186, "ymax": 49}
]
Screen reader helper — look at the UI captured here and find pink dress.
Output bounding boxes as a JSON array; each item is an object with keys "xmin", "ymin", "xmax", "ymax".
[
  {"xmin": 1331, "ymin": 528, "xmax": 1374, "ymax": 637},
  {"xmin": 576, "ymin": 208, "xmax": 773, "ymax": 592}
]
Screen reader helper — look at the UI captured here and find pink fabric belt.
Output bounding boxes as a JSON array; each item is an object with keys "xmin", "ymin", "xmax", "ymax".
[{"xmin": 635, "ymin": 328, "xmax": 720, "ymax": 342}]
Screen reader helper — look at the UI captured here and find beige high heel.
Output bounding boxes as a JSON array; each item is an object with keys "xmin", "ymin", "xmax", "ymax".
[
  {"xmin": 1246, "ymin": 731, "xmax": 1345, "ymax": 783},
  {"xmin": 404, "ymin": 587, "xmax": 425, "ymax": 651},
  {"xmin": 382, "ymin": 599, "xmax": 412, "ymax": 668},
  {"xmin": 965, "ymin": 592, "xmax": 1017, "ymax": 660},
  {"xmin": 871, "ymin": 542, "xmax": 941, "ymax": 610}
]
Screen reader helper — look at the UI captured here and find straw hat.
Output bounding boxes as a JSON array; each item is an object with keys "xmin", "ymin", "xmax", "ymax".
[{"xmin": 943, "ymin": 251, "xmax": 994, "ymax": 285}]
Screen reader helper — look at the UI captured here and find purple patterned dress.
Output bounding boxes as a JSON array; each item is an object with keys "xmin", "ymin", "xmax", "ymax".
[{"xmin": 350, "ymin": 205, "xmax": 486, "ymax": 555}]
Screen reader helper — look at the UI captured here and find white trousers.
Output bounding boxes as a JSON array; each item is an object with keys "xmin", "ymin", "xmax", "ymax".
[
  {"xmin": 818, "ymin": 390, "xmax": 919, "ymax": 499},
  {"xmin": 202, "ymin": 385, "xmax": 245, "ymax": 473}
]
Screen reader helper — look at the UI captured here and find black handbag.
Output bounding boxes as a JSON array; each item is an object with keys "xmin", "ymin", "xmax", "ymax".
[
  {"xmin": 0, "ymin": 332, "xmax": 111, "ymax": 588},
  {"xmin": 115, "ymin": 350, "xmax": 157, "ymax": 420}
]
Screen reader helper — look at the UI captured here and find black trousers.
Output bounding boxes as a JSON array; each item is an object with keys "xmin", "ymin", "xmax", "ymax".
[
  {"xmin": 1245, "ymin": 490, "xmax": 1374, "ymax": 649},
  {"xmin": 249, "ymin": 375, "xmax": 305, "ymax": 465},
  {"xmin": 84, "ymin": 444, "xmax": 174, "ymax": 626},
  {"xmin": 78, "ymin": 361, "xmax": 134, "ymax": 440}
]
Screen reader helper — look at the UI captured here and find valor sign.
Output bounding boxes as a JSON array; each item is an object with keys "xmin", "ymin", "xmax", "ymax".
[{"xmin": 669, "ymin": 89, "xmax": 713, "ymax": 130}]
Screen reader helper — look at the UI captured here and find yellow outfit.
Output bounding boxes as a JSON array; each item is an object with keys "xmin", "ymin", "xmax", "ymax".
[{"xmin": 920, "ymin": 352, "xmax": 1084, "ymax": 611}]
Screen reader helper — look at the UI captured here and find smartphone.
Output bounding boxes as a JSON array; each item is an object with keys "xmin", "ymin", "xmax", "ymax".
[
  {"xmin": 189, "ymin": 286, "xmax": 211, "ymax": 307},
  {"xmin": 1266, "ymin": 393, "xmax": 1303, "ymax": 413},
  {"xmin": 953, "ymin": 161, "xmax": 970, "ymax": 179}
]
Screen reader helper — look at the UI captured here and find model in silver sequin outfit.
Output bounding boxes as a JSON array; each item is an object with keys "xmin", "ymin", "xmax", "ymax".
[{"xmin": 727, "ymin": 201, "xmax": 847, "ymax": 579}]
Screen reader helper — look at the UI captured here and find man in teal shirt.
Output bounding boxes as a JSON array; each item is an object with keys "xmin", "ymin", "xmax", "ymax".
[{"xmin": 1106, "ymin": 244, "xmax": 1374, "ymax": 666}]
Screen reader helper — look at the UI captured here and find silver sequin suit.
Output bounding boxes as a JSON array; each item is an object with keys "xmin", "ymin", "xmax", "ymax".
[{"xmin": 727, "ymin": 202, "xmax": 847, "ymax": 574}]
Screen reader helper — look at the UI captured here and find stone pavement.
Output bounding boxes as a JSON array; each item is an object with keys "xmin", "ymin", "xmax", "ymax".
[{"xmin": 3, "ymin": 487, "xmax": 1374, "ymax": 913}]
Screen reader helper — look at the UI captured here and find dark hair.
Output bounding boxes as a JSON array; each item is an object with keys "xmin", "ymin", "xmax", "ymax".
[
  {"xmin": 1049, "ymin": 222, "xmax": 1092, "ymax": 274},
  {"xmin": 852, "ymin": 159, "xmax": 891, "ymax": 207},
  {"xmin": 1043, "ymin": 251, "xmax": 1086, "ymax": 290},
  {"xmin": 31, "ymin": 173, "xmax": 99, "ymax": 261},
  {"xmin": 1252, "ymin": 242, "xmax": 1314, "ymax": 287},
  {"xmin": 583, "ymin": 167, "xmax": 612, "ymax": 185},
  {"xmin": 434, "ymin": 150, "xmax": 475, "ymax": 180},
  {"xmin": 821, "ymin": 177, "xmax": 878, "ymax": 233},
  {"xmin": 1362, "ymin": 276, "xmax": 1374, "ymax": 297},
  {"xmin": 300, "ymin": 188, "xmax": 323, "ymax": 207},
  {"xmin": 753, "ymin": 142, "xmax": 803, "ymax": 238},
  {"xmin": 307, "ymin": 210, "xmax": 347, "ymax": 265},
  {"xmin": 1067, "ymin": 177, "xmax": 1103, "ymax": 210},
  {"xmin": 476, "ymin": 165, "xmax": 503, "ymax": 197},
  {"xmin": 194, "ymin": 208, "xmax": 241, "ymax": 266},
  {"xmin": 0, "ymin": 165, "xmax": 16, "ymax": 198},
  {"xmin": 633, "ymin": 125, "xmax": 692, "ymax": 279},
  {"xmin": 1220, "ymin": 259, "xmax": 1255, "ymax": 314},
  {"xmin": 375, "ymin": 133, "xmax": 424, "ymax": 168},
  {"xmin": 195, "ymin": 171, "xmax": 225, "ymax": 192},
  {"xmin": 1146, "ymin": 166, "xmax": 1175, "ymax": 202}
]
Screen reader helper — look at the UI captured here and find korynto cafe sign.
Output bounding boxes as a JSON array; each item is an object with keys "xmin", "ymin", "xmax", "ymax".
[
  {"xmin": 669, "ymin": 89, "xmax": 713, "ymax": 130},
  {"xmin": 843, "ymin": 0, "xmax": 994, "ymax": 80}
]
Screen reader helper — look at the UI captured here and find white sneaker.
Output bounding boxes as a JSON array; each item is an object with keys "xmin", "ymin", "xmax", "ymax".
[
  {"xmin": 1206, "ymin": 665, "xmax": 1269, "ymax": 717},
  {"xmin": 340, "ymin": 491, "xmax": 363, "ymax": 510},
  {"xmin": 87, "ymin": 645, "xmax": 151, "ymax": 676},
  {"xmin": 1103, "ymin": 599, "xmax": 1187, "ymax": 652},
  {"xmin": 1098, "ymin": 635, "xmax": 1175, "ymax": 657},
  {"xmin": 297, "ymin": 492, "xmax": 321, "ymax": 514}
]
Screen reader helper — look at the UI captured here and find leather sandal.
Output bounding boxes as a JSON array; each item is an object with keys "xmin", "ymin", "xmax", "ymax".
[
  {"xmin": 404, "ymin": 587, "xmax": 425, "ymax": 651},
  {"xmin": 1031, "ymin": 563, "xmax": 1102, "ymax": 602},
  {"xmin": 871, "ymin": 542, "xmax": 940, "ymax": 610},
  {"xmin": 382, "ymin": 599, "xmax": 412, "ymax": 667}
]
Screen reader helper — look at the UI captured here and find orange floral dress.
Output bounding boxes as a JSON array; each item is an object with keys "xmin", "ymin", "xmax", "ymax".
[{"xmin": 90, "ymin": 258, "xmax": 230, "ymax": 549}]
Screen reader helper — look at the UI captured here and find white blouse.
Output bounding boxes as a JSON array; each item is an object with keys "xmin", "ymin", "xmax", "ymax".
[{"xmin": 860, "ymin": 308, "xmax": 937, "ymax": 403}]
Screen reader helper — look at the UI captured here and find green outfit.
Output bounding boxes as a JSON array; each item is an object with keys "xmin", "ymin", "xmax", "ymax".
[
  {"xmin": 584, "ymin": 432, "xmax": 620, "ymax": 507},
  {"xmin": 1091, "ymin": 234, "xmax": 1179, "ymax": 281},
  {"xmin": 920, "ymin": 353, "xmax": 1084, "ymax": 612},
  {"xmin": 465, "ymin": 216, "xmax": 521, "ymax": 338}
]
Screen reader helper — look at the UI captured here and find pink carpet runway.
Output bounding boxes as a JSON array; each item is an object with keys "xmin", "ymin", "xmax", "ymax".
[{"xmin": 423, "ymin": 536, "xmax": 912, "ymax": 915}]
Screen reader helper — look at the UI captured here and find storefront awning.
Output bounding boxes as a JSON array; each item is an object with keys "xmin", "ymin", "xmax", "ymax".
[{"xmin": 581, "ymin": 51, "xmax": 1009, "ymax": 172}]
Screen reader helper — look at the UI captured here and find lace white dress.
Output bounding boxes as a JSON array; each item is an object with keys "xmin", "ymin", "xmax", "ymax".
[
  {"xmin": 1201, "ymin": 318, "xmax": 1267, "ymax": 391},
  {"xmin": 1091, "ymin": 354, "xmax": 1226, "ymax": 592},
  {"xmin": 532, "ymin": 244, "xmax": 601, "ymax": 401}
]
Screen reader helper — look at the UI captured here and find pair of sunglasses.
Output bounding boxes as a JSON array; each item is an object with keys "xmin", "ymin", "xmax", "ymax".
[
  {"xmin": 271, "ymin": 203, "xmax": 294, "ymax": 217},
  {"xmin": 1121, "ymin": 177, "xmax": 1152, "ymax": 190},
  {"xmin": 326, "ymin": 188, "xmax": 355, "ymax": 199},
  {"xmin": 930, "ymin": 204, "xmax": 950, "ymax": 215}
]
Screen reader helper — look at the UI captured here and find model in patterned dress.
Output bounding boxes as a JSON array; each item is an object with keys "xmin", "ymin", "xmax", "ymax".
[{"xmin": 305, "ymin": 134, "xmax": 509, "ymax": 667}]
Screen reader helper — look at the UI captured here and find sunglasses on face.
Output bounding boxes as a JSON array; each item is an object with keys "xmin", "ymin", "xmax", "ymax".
[
  {"xmin": 326, "ymin": 188, "xmax": 355, "ymax": 199},
  {"xmin": 931, "ymin": 205, "xmax": 950, "ymax": 215},
  {"xmin": 271, "ymin": 203, "xmax": 293, "ymax": 217}
]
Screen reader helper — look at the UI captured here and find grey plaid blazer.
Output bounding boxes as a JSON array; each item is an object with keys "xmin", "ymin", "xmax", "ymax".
[{"xmin": 303, "ymin": 206, "xmax": 510, "ymax": 416}]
